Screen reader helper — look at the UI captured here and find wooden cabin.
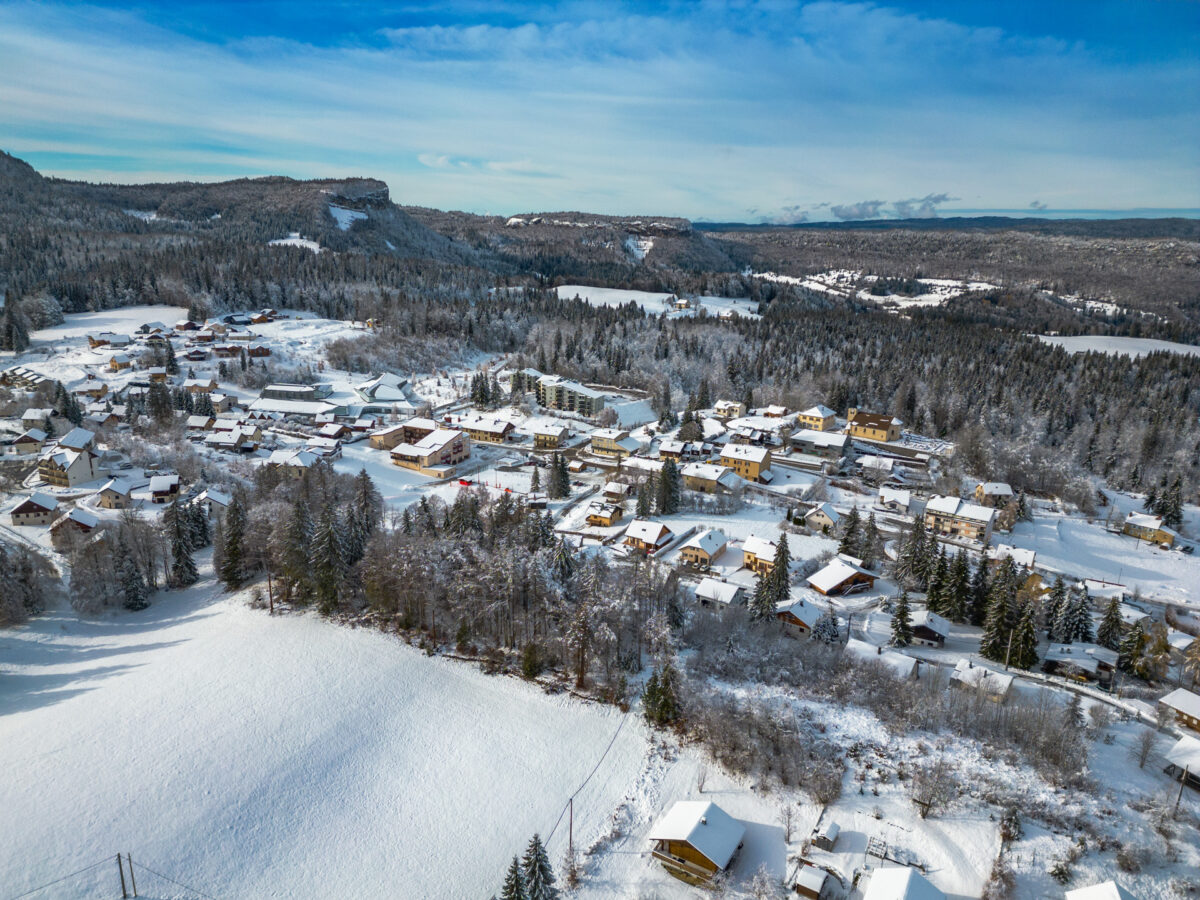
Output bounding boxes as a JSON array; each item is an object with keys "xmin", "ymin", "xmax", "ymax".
[
  {"xmin": 585, "ymin": 502, "xmax": 623, "ymax": 527},
  {"xmin": 623, "ymin": 519, "xmax": 673, "ymax": 554},
  {"xmin": 648, "ymin": 801, "xmax": 744, "ymax": 885}
]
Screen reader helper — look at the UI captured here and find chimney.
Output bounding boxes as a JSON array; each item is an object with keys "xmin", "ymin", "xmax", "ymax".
[
  {"xmin": 700, "ymin": 816, "xmax": 707, "ymax": 825},
  {"xmin": 876, "ymin": 646, "xmax": 882, "ymax": 655}
]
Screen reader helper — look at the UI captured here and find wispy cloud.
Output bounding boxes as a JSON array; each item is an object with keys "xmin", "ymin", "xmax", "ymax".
[{"xmin": 0, "ymin": 1, "xmax": 1196, "ymax": 219}]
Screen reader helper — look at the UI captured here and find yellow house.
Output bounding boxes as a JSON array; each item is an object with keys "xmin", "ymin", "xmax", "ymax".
[
  {"xmin": 718, "ymin": 444, "xmax": 771, "ymax": 482},
  {"xmin": 591, "ymin": 428, "xmax": 640, "ymax": 459},
  {"xmin": 533, "ymin": 425, "xmax": 568, "ymax": 449},
  {"xmin": 109, "ymin": 354, "xmax": 132, "ymax": 372},
  {"xmin": 681, "ymin": 463, "xmax": 738, "ymax": 493},
  {"xmin": 974, "ymin": 482, "xmax": 1014, "ymax": 508},
  {"xmin": 649, "ymin": 801, "xmax": 744, "ymax": 886},
  {"xmin": 679, "ymin": 529, "xmax": 728, "ymax": 569},
  {"xmin": 741, "ymin": 534, "xmax": 785, "ymax": 576},
  {"xmin": 461, "ymin": 418, "xmax": 515, "ymax": 444},
  {"xmin": 795, "ymin": 404, "xmax": 836, "ymax": 431},
  {"xmin": 713, "ymin": 400, "xmax": 747, "ymax": 419},
  {"xmin": 1123, "ymin": 512, "xmax": 1176, "ymax": 547},
  {"xmin": 845, "ymin": 408, "xmax": 901, "ymax": 442},
  {"xmin": 586, "ymin": 502, "xmax": 623, "ymax": 527}
]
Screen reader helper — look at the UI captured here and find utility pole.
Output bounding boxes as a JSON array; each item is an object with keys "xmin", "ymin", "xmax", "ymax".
[
  {"xmin": 267, "ymin": 567, "xmax": 275, "ymax": 615},
  {"xmin": 1176, "ymin": 765, "xmax": 1190, "ymax": 816},
  {"xmin": 1004, "ymin": 629, "xmax": 1015, "ymax": 671},
  {"xmin": 116, "ymin": 854, "xmax": 128, "ymax": 899},
  {"xmin": 126, "ymin": 854, "xmax": 137, "ymax": 897},
  {"xmin": 569, "ymin": 797, "xmax": 574, "ymax": 861}
]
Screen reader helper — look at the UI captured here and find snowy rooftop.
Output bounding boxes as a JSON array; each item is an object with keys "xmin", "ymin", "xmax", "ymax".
[
  {"xmin": 879, "ymin": 486, "xmax": 912, "ymax": 506},
  {"xmin": 719, "ymin": 443, "xmax": 770, "ymax": 463},
  {"xmin": 625, "ymin": 519, "xmax": 671, "ymax": 544},
  {"xmin": 149, "ymin": 474, "xmax": 179, "ymax": 492},
  {"xmin": 776, "ymin": 597, "xmax": 822, "ymax": 628},
  {"xmin": 978, "ymin": 482, "xmax": 1013, "ymax": 496},
  {"xmin": 807, "ymin": 556, "xmax": 873, "ymax": 593},
  {"xmin": 926, "ymin": 495, "xmax": 996, "ymax": 524},
  {"xmin": 1044, "ymin": 642, "xmax": 1118, "ymax": 671},
  {"xmin": 799, "ymin": 404, "xmax": 836, "ymax": 418},
  {"xmin": 844, "ymin": 638, "xmax": 917, "ymax": 679},
  {"xmin": 647, "ymin": 800, "xmax": 745, "ymax": 870},
  {"xmin": 100, "ymin": 478, "xmax": 134, "ymax": 496},
  {"xmin": 1159, "ymin": 688, "xmax": 1200, "ymax": 720},
  {"xmin": 23, "ymin": 492, "xmax": 59, "ymax": 511},
  {"xmin": 987, "ymin": 544, "xmax": 1036, "ymax": 569},
  {"xmin": 681, "ymin": 529, "xmax": 728, "ymax": 557},
  {"xmin": 806, "ymin": 502, "xmax": 840, "ymax": 523},
  {"xmin": 792, "ymin": 428, "xmax": 847, "ymax": 447},
  {"xmin": 911, "ymin": 609, "xmax": 950, "ymax": 638},
  {"xmin": 58, "ymin": 427, "xmax": 95, "ymax": 451},
  {"xmin": 1065, "ymin": 881, "xmax": 1139, "ymax": 900},
  {"xmin": 951, "ymin": 660, "xmax": 1013, "ymax": 697},
  {"xmin": 1165, "ymin": 735, "xmax": 1200, "ymax": 775},
  {"xmin": 695, "ymin": 578, "xmax": 742, "ymax": 605},
  {"xmin": 742, "ymin": 533, "xmax": 780, "ymax": 559},
  {"xmin": 863, "ymin": 866, "xmax": 946, "ymax": 900}
]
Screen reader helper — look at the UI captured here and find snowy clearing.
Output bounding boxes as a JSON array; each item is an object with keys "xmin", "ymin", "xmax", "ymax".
[
  {"xmin": 267, "ymin": 232, "xmax": 322, "ymax": 253},
  {"xmin": 555, "ymin": 285, "xmax": 761, "ymax": 320},
  {"xmin": 328, "ymin": 205, "xmax": 367, "ymax": 231},
  {"xmin": 0, "ymin": 568, "xmax": 648, "ymax": 899},
  {"xmin": 1037, "ymin": 334, "xmax": 1200, "ymax": 358}
]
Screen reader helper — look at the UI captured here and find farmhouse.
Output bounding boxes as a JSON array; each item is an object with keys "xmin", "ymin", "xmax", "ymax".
[
  {"xmin": 846, "ymin": 408, "xmax": 902, "ymax": 443},
  {"xmin": 533, "ymin": 424, "xmax": 569, "ymax": 449},
  {"xmin": 108, "ymin": 353, "xmax": 132, "ymax": 372},
  {"xmin": 1159, "ymin": 688, "xmax": 1200, "ymax": 734},
  {"xmin": 951, "ymin": 660, "xmax": 1013, "ymax": 702},
  {"xmin": 585, "ymin": 502, "xmax": 623, "ymax": 527},
  {"xmin": 97, "ymin": 478, "xmax": 134, "ymax": 509},
  {"xmin": 791, "ymin": 428, "xmax": 848, "ymax": 460},
  {"xmin": 648, "ymin": 800, "xmax": 744, "ymax": 885},
  {"xmin": 805, "ymin": 502, "xmax": 840, "ymax": 531},
  {"xmin": 911, "ymin": 609, "xmax": 949, "ymax": 648},
  {"xmin": 795, "ymin": 404, "xmax": 837, "ymax": 431},
  {"xmin": 742, "ymin": 534, "xmax": 787, "ymax": 576},
  {"xmin": 807, "ymin": 555, "xmax": 876, "ymax": 596},
  {"xmin": 186, "ymin": 415, "xmax": 216, "ymax": 432},
  {"xmin": 695, "ymin": 578, "xmax": 744, "ymax": 607},
  {"xmin": 923, "ymin": 495, "xmax": 996, "ymax": 544},
  {"xmin": 390, "ymin": 429, "xmax": 470, "ymax": 475},
  {"xmin": 718, "ymin": 443, "xmax": 772, "ymax": 482},
  {"xmin": 590, "ymin": 428, "xmax": 640, "ymax": 459},
  {"xmin": 680, "ymin": 462, "xmax": 739, "ymax": 493},
  {"xmin": 1122, "ymin": 512, "xmax": 1176, "ymax": 547},
  {"xmin": 974, "ymin": 481, "xmax": 1014, "ymax": 508},
  {"xmin": 713, "ymin": 399, "xmax": 747, "ymax": 418},
  {"xmin": 9, "ymin": 492, "xmax": 58, "ymax": 526},
  {"xmin": 623, "ymin": 519, "xmax": 674, "ymax": 554},
  {"xmin": 536, "ymin": 375, "xmax": 605, "ymax": 417},
  {"xmin": 678, "ymin": 529, "xmax": 728, "ymax": 569}
]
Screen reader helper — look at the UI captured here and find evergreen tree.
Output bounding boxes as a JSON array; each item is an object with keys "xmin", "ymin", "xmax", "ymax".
[
  {"xmin": 813, "ymin": 605, "xmax": 840, "ymax": 644},
  {"xmin": 0, "ymin": 297, "xmax": 30, "ymax": 351},
  {"xmin": 311, "ymin": 503, "xmax": 346, "ymax": 615},
  {"xmin": 968, "ymin": 558, "xmax": 989, "ymax": 626},
  {"xmin": 944, "ymin": 551, "xmax": 970, "ymax": 623},
  {"xmin": 860, "ymin": 513, "xmax": 882, "ymax": 569},
  {"xmin": 1162, "ymin": 474, "xmax": 1184, "ymax": 529},
  {"xmin": 187, "ymin": 502, "xmax": 211, "ymax": 547},
  {"xmin": 636, "ymin": 479, "xmax": 651, "ymax": 517},
  {"xmin": 1059, "ymin": 590, "xmax": 1094, "ymax": 644},
  {"xmin": 890, "ymin": 591, "xmax": 913, "ymax": 646},
  {"xmin": 521, "ymin": 834, "xmax": 558, "ymax": 900},
  {"xmin": 656, "ymin": 458, "xmax": 681, "ymax": 515},
  {"xmin": 643, "ymin": 663, "xmax": 681, "ymax": 726},
  {"xmin": 1045, "ymin": 576, "xmax": 1068, "ymax": 641},
  {"xmin": 164, "ymin": 340, "xmax": 179, "ymax": 375},
  {"xmin": 530, "ymin": 466, "xmax": 540, "ymax": 494},
  {"xmin": 1096, "ymin": 596, "xmax": 1124, "ymax": 650},
  {"xmin": 117, "ymin": 537, "xmax": 149, "ymax": 611},
  {"xmin": 926, "ymin": 548, "xmax": 949, "ymax": 615},
  {"xmin": 147, "ymin": 380, "xmax": 173, "ymax": 425},
  {"xmin": 166, "ymin": 500, "xmax": 198, "ymax": 587},
  {"xmin": 1065, "ymin": 692, "xmax": 1086, "ymax": 730},
  {"xmin": 1118, "ymin": 622, "xmax": 1147, "ymax": 675},
  {"xmin": 219, "ymin": 494, "xmax": 247, "ymax": 589},
  {"xmin": 980, "ymin": 590, "xmax": 1010, "ymax": 663},
  {"xmin": 500, "ymin": 855, "xmax": 527, "ymax": 900},
  {"xmin": 838, "ymin": 507, "xmax": 861, "ymax": 557},
  {"xmin": 1008, "ymin": 600, "xmax": 1039, "ymax": 670}
]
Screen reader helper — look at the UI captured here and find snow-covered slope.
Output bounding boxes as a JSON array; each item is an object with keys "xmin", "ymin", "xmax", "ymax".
[{"xmin": 0, "ymin": 565, "xmax": 648, "ymax": 898}]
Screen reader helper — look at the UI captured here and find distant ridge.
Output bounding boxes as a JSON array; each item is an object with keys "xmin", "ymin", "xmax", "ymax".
[{"xmin": 696, "ymin": 216, "xmax": 1200, "ymax": 240}]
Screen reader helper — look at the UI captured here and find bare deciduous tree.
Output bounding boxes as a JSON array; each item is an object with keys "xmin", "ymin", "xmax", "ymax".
[{"xmin": 1130, "ymin": 728, "xmax": 1157, "ymax": 769}]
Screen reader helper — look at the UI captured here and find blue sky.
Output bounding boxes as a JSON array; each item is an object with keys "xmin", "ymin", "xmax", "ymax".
[{"xmin": 1, "ymin": 1, "xmax": 1197, "ymax": 221}]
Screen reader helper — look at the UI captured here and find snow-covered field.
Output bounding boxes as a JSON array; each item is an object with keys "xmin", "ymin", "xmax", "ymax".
[
  {"xmin": 267, "ymin": 232, "xmax": 322, "ymax": 253},
  {"xmin": 555, "ymin": 285, "xmax": 761, "ymax": 320},
  {"xmin": 750, "ymin": 269, "xmax": 998, "ymax": 310},
  {"xmin": 0, "ymin": 564, "xmax": 649, "ymax": 899},
  {"xmin": 1038, "ymin": 334, "xmax": 1200, "ymax": 358}
]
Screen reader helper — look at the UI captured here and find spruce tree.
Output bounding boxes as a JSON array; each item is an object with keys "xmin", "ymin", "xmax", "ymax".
[
  {"xmin": 118, "ymin": 538, "xmax": 149, "ymax": 611},
  {"xmin": 1096, "ymin": 596, "xmax": 1124, "ymax": 650},
  {"xmin": 1008, "ymin": 600, "xmax": 1039, "ymax": 670},
  {"xmin": 1045, "ymin": 576, "xmax": 1068, "ymax": 641},
  {"xmin": 311, "ymin": 503, "xmax": 346, "ymax": 615},
  {"xmin": 0, "ymin": 297, "xmax": 30, "ymax": 351},
  {"xmin": 500, "ymin": 856, "xmax": 527, "ymax": 900},
  {"xmin": 530, "ymin": 466, "xmax": 540, "ymax": 494},
  {"xmin": 838, "ymin": 507, "xmax": 861, "ymax": 557},
  {"xmin": 890, "ymin": 591, "xmax": 913, "ymax": 646},
  {"xmin": 968, "ymin": 559, "xmax": 989, "ymax": 626},
  {"xmin": 521, "ymin": 835, "xmax": 558, "ymax": 900},
  {"xmin": 635, "ymin": 480, "xmax": 651, "ymax": 517},
  {"xmin": 657, "ymin": 458, "xmax": 681, "ymax": 514},
  {"xmin": 945, "ymin": 551, "xmax": 970, "ymax": 623},
  {"xmin": 1118, "ymin": 623, "xmax": 1147, "ymax": 674},
  {"xmin": 219, "ymin": 494, "xmax": 246, "ymax": 589},
  {"xmin": 860, "ymin": 513, "xmax": 881, "ymax": 569},
  {"xmin": 164, "ymin": 340, "xmax": 179, "ymax": 375},
  {"xmin": 166, "ymin": 500, "xmax": 198, "ymax": 587},
  {"xmin": 980, "ymin": 591, "xmax": 1010, "ymax": 663},
  {"xmin": 1065, "ymin": 692, "xmax": 1086, "ymax": 730}
]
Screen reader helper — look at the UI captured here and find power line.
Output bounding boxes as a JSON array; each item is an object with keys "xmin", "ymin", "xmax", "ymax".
[
  {"xmin": 7, "ymin": 857, "xmax": 110, "ymax": 899},
  {"xmin": 545, "ymin": 708, "xmax": 632, "ymax": 844},
  {"xmin": 130, "ymin": 859, "xmax": 218, "ymax": 900}
]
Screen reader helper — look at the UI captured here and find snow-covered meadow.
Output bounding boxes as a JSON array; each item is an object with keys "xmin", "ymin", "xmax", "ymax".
[
  {"xmin": 1037, "ymin": 334, "xmax": 1200, "ymax": 359},
  {"xmin": 0, "ymin": 564, "xmax": 650, "ymax": 899}
]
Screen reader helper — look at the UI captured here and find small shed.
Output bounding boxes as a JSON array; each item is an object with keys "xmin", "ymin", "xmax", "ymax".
[
  {"xmin": 795, "ymin": 865, "xmax": 829, "ymax": 899},
  {"xmin": 810, "ymin": 820, "xmax": 840, "ymax": 851}
]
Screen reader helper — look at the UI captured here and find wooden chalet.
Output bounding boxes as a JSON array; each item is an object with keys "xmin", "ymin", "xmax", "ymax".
[
  {"xmin": 776, "ymin": 597, "xmax": 823, "ymax": 636},
  {"xmin": 648, "ymin": 801, "xmax": 744, "ymax": 885},
  {"xmin": 807, "ymin": 555, "xmax": 876, "ymax": 596},
  {"xmin": 910, "ymin": 609, "xmax": 949, "ymax": 648},
  {"xmin": 9, "ymin": 492, "xmax": 58, "ymax": 526},
  {"xmin": 149, "ymin": 474, "xmax": 180, "ymax": 504},
  {"xmin": 585, "ymin": 502, "xmax": 623, "ymax": 528},
  {"xmin": 1159, "ymin": 688, "xmax": 1200, "ymax": 734},
  {"xmin": 623, "ymin": 519, "xmax": 673, "ymax": 554},
  {"xmin": 50, "ymin": 507, "xmax": 100, "ymax": 540},
  {"xmin": 678, "ymin": 529, "xmax": 728, "ymax": 569}
]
